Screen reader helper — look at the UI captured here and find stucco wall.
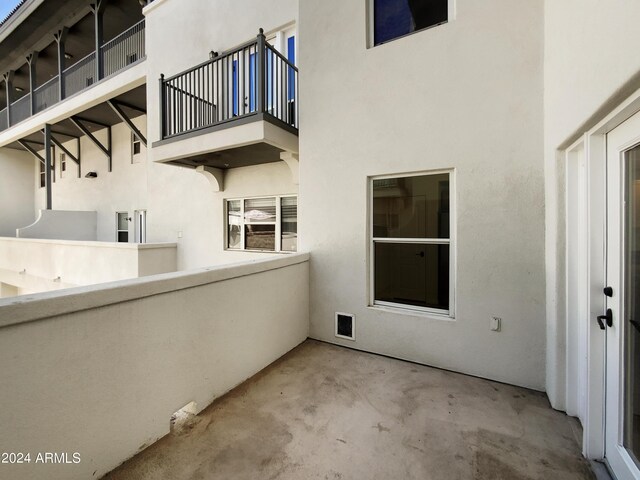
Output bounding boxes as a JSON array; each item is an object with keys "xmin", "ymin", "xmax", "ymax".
[
  {"xmin": 543, "ymin": 0, "xmax": 640, "ymax": 407},
  {"xmin": 0, "ymin": 147, "xmax": 34, "ymax": 236},
  {"xmin": 0, "ymin": 253, "xmax": 309, "ymax": 480},
  {"xmin": 17, "ymin": 210, "xmax": 97, "ymax": 240},
  {"xmin": 300, "ymin": 0, "xmax": 546, "ymax": 389},
  {"xmin": 36, "ymin": 113, "xmax": 297, "ymax": 270},
  {"xmin": 0, "ymin": 237, "xmax": 177, "ymax": 287}
]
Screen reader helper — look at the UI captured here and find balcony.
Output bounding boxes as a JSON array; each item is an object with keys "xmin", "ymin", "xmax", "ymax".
[
  {"xmin": 153, "ymin": 30, "xmax": 299, "ymax": 172},
  {"xmin": 0, "ymin": 19, "xmax": 145, "ymax": 133}
]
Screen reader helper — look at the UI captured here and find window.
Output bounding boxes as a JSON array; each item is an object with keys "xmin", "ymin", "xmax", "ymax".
[
  {"xmin": 226, "ymin": 196, "xmax": 297, "ymax": 252},
  {"xmin": 39, "ymin": 160, "xmax": 45, "ymax": 188},
  {"xmin": 371, "ymin": 172, "xmax": 453, "ymax": 314},
  {"xmin": 60, "ymin": 153, "xmax": 66, "ymax": 177},
  {"xmin": 372, "ymin": 0, "xmax": 448, "ymax": 46},
  {"xmin": 116, "ymin": 212, "xmax": 129, "ymax": 243},
  {"xmin": 132, "ymin": 133, "xmax": 141, "ymax": 161}
]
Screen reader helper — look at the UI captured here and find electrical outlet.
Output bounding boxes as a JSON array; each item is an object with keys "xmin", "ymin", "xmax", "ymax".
[{"xmin": 490, "ymin": 316, "xmax": 501, "ymax": 332}]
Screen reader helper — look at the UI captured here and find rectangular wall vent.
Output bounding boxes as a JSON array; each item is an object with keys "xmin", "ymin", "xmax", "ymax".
[{"xmin": 335, "ymin": 312, "xmax": 355, "ymax": 341}]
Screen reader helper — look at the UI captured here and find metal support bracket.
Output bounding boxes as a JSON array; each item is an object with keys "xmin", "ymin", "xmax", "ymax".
[
  {"xmin": 70, "ymin": 116, "xmax": 112, "ymax": 172},
  {"xmin": 107, "ymin": 99, "xmax": 147, "ymax": 146},
  {"xmin": 17, "ymin": 139, "xmax": 45, "ymax": 164},
  {"xmin": 47, "ymin": 131, "xmax": 81, "ymax": 178}
]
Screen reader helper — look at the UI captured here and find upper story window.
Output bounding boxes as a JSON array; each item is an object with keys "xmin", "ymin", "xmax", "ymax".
[
  {"xmin": 372, "ymin": 0, "xmax": 448, "ymax": 46},
  {"xmin": 371, "ymin": 171, "xmax": 453, "ymax": 315},
  {"xmin": 131, "ymin": 133, "xmax": 142, "ymax": 163},
  {"xmin": 226, "ymin": 196, "xmax": 297, "ymax": 253},
  {"xmin": 39, "ymin": 161, "xmax": 45, "ymax": 188}
]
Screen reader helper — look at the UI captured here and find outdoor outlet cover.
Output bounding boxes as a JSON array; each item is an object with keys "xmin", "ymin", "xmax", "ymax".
[{"xmin": 490, "ymin": 317, "xmax": 501, "ymax": 332}]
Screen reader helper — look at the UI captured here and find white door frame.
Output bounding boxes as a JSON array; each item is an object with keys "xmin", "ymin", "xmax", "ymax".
[{"xmin": 566, "ymin": 87, "xmax": 640, "ymax": 460}]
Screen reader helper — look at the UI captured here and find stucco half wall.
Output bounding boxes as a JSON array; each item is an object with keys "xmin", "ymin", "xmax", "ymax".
[{"xmin": 0, "ymin": 253, "xmax": 310, "ymax": 480}]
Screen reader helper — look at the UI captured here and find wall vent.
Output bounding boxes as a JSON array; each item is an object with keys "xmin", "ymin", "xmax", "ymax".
[{"xmin": 335, "ymin": 312, "xmax": 355, "ymax": 341}]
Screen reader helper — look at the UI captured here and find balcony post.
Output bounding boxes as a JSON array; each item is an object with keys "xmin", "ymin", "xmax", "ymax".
[
  {"xmin": 91, "ymin": 0, "xmax": 106, "ymax": 81},
  {"xmin": 256, "ymin": 28, "xmax": 266, "ymax": 113},
  {"xmin": 3, "ymin": 71, "xmax": 14, "ymax": 127},
  {"xmin": 44, "ymin": 123, "xmax": 52, "ymax": 210},
  {"xmin": 159, "ymin": 74, "xmax": 165, "ymax": 139},
  {"xmin": 54, "ymin": 27, "xmax": 68, "ymax": 101},
  {"xmin": 27, "ymin": 52, "xmax": 38, "ymax": 115}
]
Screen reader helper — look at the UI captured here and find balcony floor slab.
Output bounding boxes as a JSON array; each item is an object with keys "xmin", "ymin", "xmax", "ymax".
[{"xmin": 104, "ymin": 339, "xmax": 594, "ymax": 480}]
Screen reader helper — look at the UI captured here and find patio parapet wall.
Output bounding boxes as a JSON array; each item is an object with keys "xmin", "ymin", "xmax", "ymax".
[
  {"xmin": 0, "ymin": 236, "xmax": 177, "ymax": 289},
  {"xmin": 0, "ymin": 253, "xmax": 310, "ymax": 480}
]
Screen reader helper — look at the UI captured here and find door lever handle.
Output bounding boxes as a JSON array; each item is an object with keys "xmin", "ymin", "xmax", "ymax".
[{"xmin": 597, "ymin": 308, "xmax": 613, "ymax": 329}]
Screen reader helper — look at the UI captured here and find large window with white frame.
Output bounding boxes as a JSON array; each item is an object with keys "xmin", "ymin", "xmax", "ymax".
[
  {"xmin": 226, "ymin": 195, "xmax": 297, "ymax": 252},
  {"xmin": 371, "ymin": 171, "xmax": 453, "ymax": 315}
]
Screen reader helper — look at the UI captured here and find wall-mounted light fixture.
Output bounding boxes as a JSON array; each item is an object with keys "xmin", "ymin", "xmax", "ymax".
[
  {"xmin": 64, "ymin": 53, "xmax": 73, "ymax": 60},
  {"xmin": 85, "ymin": 171, "xmax": 98, "ymax": 178}
]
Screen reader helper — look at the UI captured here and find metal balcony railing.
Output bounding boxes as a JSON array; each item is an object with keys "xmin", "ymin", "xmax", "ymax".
[
  {"xmin": 101, "ymin": 19, "xmax": 145, "ymax": 77},
  {"xmin": 63, "ymin": 51, "xmax": 96, "ymax": 98},
  {"xmin": 0, "ymin": 19, "xmax": 146, "ymax": 133},
  {"xmin": 160, "ymin": 29, "xmax": 298, "ymax": 140},
  {"xmin": 34, "ymin": 76, "xmax": 59, "ymax": 114},
  {"xmin": 10, "ymin": 94, "xmax": 31, "ymax": 124}
]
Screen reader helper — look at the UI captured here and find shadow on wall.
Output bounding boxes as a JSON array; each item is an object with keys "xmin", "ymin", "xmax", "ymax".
[{"xmin": 16, "ymin": 210, "xmax": 97, "ymax": 240}]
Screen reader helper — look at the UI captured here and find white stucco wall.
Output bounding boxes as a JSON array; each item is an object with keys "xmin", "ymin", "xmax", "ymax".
[
  {"xmin": 37, "ymin": 113, "xmax": 297, "ymax": 270},
  {"xmin": 543, "ymin": 1, "xmax": 640, "ymax": 408},
  {"xmin": 17, "ymin": 210, "xmax": 97, "ymax": 240},
  {"xmin": 0, "ymin": 253, "xmax": 309, "ymax": 480},
  {"xmin": 0, "ymin": 147, "xmax": 35, "ymax": 236},
  {"xmin": 299, "ymin": 0, "xmax": 546, "ymax": 390},
  {"xmin": 0, "ymin": 237, "xmax": 177, "ymax": 287}
]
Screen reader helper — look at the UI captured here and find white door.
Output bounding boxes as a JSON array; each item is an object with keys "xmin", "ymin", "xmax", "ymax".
[{"xmin": 605, "ymin": 110, "xmax": 640, "ymax": 479}]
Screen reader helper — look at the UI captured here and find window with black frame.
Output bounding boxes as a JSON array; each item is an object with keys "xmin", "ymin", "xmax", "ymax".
[{"xmin": 373, "ymin": 0, "xmax": 448, "ymax": 46}]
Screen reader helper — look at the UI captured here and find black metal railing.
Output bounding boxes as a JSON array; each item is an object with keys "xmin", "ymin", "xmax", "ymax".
[
  {"xmin": 160, "ymin": 29, "xmax": 298, "ymax": 139},
  {"xmin": 63, "ymin": 51, "xmax": 96, "ymax": 98},
  {"xmin": 11, "ymin": 94, "xmax": 31, "ymax": 124},
  {"xmin": 101, "ymin": 19, "xmax": 146, "ymax": 77},
  {"xmin": 0, "ymin": 19, "xmax": 146, "ymax": 133},
  {"xmin": 0, "ymin": 107, "xmax": 7, "ymax": 130},
  {"xmin": 33, "ymin": 76, "xmax": 59, "ymax": 113}
]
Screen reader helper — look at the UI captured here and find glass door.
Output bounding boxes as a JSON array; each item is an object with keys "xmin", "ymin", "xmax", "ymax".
[{"xmin": 605, "ymin": 111, "xmax": 640, "ymax": 480}]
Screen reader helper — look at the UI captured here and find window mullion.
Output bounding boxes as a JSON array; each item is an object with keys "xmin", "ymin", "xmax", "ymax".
[
  {"xmin": 240, "ymin": 199, "xmax": 245, "ymax": 250},
  {"xmin": 275, "ymin": 196, "xmax": 282, "ymax": 252}
]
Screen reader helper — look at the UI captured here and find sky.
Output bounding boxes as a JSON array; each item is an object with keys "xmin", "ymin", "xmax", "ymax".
[{"xmin": 0, "ymin": 0, "xmax": 21, "ymax": 22}]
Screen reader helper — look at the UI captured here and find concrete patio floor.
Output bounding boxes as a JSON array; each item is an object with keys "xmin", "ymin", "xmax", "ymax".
[{"xmin": 104, "ymin": 340, "xmax": 594, "ymax": 480}]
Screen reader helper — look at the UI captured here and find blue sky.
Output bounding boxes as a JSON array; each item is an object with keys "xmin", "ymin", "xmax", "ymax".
[{"xmin": 0, "ymin": 0, "xmax": 21, "ymax": 21}]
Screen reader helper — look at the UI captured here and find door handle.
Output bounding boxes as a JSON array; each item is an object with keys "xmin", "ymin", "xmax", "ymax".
[
  {"xmin": 415, "ymin": 251, "xmax": 425, "ymax": 258},
  {"xmin": 604, "ymin": 286, "xmax": 613, "ymax": 297},
  {"xmin": 597, "ymin": 308, "xmax": 613, "ymax": 329}
]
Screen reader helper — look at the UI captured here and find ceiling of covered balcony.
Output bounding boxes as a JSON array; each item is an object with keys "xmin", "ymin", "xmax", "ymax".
[
  {"xmin": 4, "ymin": 83, "xmax": 146, "ymax": 150},
  {"xmin": 0, "ymin": 0, "xmax": 144, "ymax": 106}
]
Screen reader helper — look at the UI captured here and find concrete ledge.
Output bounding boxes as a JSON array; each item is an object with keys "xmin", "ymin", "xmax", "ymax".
[
  {"xmin": 0, "ymin": 236, "xmax": 176, "ymax": 250},
  {"xmin": 0, "ymin": 252, "xmax": 309, "ymax": 327}
]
